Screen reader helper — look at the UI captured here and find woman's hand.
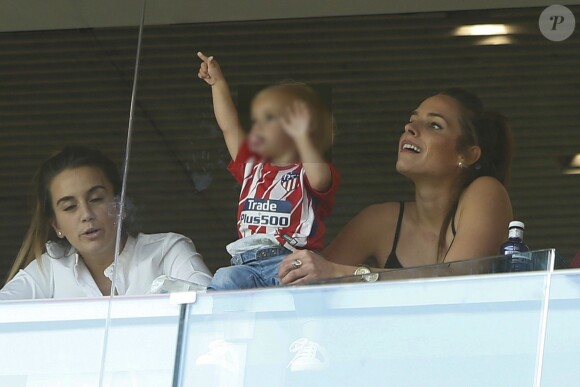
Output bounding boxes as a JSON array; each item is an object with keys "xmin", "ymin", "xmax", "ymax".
[
  {"xmin": 197, "ymin": 51, "xmax": 224, "ymax": 86},
  {"xmin": 279, "ymin": 250, "xmax": 344, "ymax": 285}
]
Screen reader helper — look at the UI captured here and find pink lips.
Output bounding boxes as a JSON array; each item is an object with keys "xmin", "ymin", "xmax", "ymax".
[{"xmin": 81, "ymin": 228, "xmax": 101, "ymax": 240}]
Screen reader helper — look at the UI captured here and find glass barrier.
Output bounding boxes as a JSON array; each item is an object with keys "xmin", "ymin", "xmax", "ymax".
[
  {"xmin": 4, "ymin": 251, "xmax": 580, "ymax": 386},
  {"xmin": 311, "ymin": 249, "xmax": 563, "ymax": 285},
  {"xmin": 173, "ymin": 250, "xmax": 555, "ymax": 386},
  {"xmin": 0, "ymin": 296, "xmax": 181, "ymax": 386},
  {"xmin": 0, "ymin": 299, "xmax": 110, "ymax": 386},
  {"xmin": 540, "ymin": 268, "xmax": 580, "ymax": 386}
]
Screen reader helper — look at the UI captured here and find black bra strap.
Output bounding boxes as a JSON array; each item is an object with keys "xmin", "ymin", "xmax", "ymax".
[
  {"xmin": 443, "ymin": 207, "xmax": 459, "ymax": 262},
  {"xmin": 451, "ymin": 210, "xmax": 457, "ymax": 236},
  {"xmin": 390, "ymin": 201, "xmax": 405, "ymax": 254}
]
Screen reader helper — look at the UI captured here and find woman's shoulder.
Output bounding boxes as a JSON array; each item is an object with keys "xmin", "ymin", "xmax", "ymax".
[
  {"xmin": 340, "ymin": 201, "xmax": 404, "ymax": 241},
  {"xmin": 24, "ymin": 253, "xmax": 53, "ymax": 273},
  {"xmin": 135, "ymin": 232, "xmax": 190, "ymax": 244},
  {"xmin": 133, "ymin": 232, "xmax": 198, "ymax": 254},
  {"xmin": 457, "ymin": 176, "xmax": 512, "ymax": 221},
  {"xmin": 11, "ymin": 253, "xmax": 60, "ymax": 291},
  {"xmin": 324, "ymin": 201, "xmax": 405, "ymax": 265},
  {"xmin": 357, "ymin": 201, "xmax": 403, "ymax": 221},
  {"xmin": 461, "ymin": 176, "xmax": 510, "ymax": 205},
  {"xmin": 0, "ymin": 256, "xmax": 53, "ymax": 300}
]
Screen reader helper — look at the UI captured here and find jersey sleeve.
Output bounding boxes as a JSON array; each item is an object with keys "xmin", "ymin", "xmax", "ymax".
[
  {"xmin": 227, "ymin": 140, "xmax": 255, "ymax": 184},
  {"xmin": 304, "ymin": 163, "xmax": 341, "ymax": 219}
]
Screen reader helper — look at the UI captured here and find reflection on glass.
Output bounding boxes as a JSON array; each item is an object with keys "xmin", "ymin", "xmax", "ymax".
[
  {"xmin": 175, "ymin": 251, "xmax": 556, "ymax": 386},
  {"xmin": 311, "ymin": 249, "xmax": 562, "ymax": 286}
]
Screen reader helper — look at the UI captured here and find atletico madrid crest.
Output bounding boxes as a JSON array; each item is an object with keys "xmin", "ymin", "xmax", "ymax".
[{"xmin": 280, "ymin": 172, "xmax": 299, "ymax": 191}]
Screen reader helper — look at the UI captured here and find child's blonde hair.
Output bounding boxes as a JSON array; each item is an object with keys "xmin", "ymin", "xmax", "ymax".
[{"xmin": 257, "ymin": 82, "xmax": 335, "ymax": 159}]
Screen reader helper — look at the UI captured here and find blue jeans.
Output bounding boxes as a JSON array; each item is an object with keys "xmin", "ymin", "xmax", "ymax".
[{"xmin": 208, "ymin": 246, "xmax": 291, "ymax": 291}]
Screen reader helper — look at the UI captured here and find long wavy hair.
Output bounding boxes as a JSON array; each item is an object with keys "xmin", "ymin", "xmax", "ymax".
[{"xmin": 437, "ymin": 88, "xmax": 513, "ymax": 261}]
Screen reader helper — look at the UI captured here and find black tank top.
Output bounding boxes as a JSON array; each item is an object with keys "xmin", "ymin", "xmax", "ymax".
[{"xmin": 384, "ymin": 202, "xmax": 457, "ymax": 269}]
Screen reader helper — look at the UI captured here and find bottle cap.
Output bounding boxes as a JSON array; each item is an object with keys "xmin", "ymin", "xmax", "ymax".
[{"xmin": 509, "ymin": 220, "xmax": 525, "ymax": 230}]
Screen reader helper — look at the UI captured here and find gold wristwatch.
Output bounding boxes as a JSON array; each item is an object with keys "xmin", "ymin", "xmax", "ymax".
[{"xmin": 353, "ymin": 265, "xmax": 379, "ymax": 282}]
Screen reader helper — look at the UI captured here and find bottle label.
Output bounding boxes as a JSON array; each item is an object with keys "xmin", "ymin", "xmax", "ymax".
[{"xmin": 508, "ymin": 228, "xmax": 524, "ymax": 240}]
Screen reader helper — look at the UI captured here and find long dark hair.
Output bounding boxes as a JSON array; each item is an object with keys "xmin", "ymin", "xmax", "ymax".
[
  {"xmin": 7, "ymin": 146, "xmax": 122, "ymax": 281},
  {"xmin": 437, "ymin": 88, "xmax": 513, "ymax": 261}
]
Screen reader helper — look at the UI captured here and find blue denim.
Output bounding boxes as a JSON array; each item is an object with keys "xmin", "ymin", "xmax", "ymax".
[{"xmin": 208, "ymin": 246, "xmax": 291, "ymax": 291}]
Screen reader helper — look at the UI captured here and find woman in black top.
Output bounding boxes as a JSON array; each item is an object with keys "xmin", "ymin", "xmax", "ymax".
[{"xmin": 279, "ymin": 88, "xmax": 513, "ymax": 284}]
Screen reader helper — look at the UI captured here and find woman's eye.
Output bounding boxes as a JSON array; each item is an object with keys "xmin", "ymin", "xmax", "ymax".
[
  {"xmin": 265, "ymin": 114, "xmax": 277, "ymax": 122},
  {"xmin": 431, "ymin": 122, "xmax": 442, "ymax": 130},
  {"xmin": 90, "ymin": 197, "xmax": 104, "ymax": 203},
  {"xmin": 64, "ymin": 205, "xmax": 76, "ymax": 212}
]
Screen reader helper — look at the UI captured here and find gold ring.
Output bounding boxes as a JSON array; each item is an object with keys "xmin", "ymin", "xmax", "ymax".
[{"xmin": 292, "ymin": 259, "xmax": 303, "ymax": 269}]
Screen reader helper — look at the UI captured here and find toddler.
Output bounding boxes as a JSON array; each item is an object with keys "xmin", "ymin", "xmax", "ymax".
[{"xmin": 197, "ymin": 52, "xmax": 339, "ymax": 290}]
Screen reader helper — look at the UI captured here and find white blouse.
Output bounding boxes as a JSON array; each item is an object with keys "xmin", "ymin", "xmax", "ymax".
[{"xmin": 0, "ymin": 233, "xmax": 213, "ymax": 300}]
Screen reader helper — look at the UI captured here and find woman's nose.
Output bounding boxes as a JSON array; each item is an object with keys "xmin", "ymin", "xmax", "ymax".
[
  {"xmin": 79, "ymin": 202, "xmax": 96, "ymax": 222},
  {"xmin": 404, "ymin": 122, "xmax": 418, "ymax": 136}
]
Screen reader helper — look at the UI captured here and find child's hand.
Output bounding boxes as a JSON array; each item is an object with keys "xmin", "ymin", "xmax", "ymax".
[
  {"xmin": 197, "ymin": 51, "xmax": 224, "ymax": 86},
  {"xmin": 281, "ymin": 101, "xmax": 311, "ymax": 142}
]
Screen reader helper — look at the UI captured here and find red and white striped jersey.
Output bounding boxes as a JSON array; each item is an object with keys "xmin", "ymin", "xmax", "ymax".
[{"xmin": 228, "ymin": 141, "xmax": 339, "ymax": 251}]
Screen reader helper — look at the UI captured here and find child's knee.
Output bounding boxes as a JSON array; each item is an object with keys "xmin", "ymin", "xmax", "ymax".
[{"xmin": 208, "ymin": 266, "xmax": 259, "ymax": 291}]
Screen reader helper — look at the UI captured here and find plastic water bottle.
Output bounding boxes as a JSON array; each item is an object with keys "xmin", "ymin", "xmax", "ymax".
[{"xmin": 500, "ymin": 221, "xmax": 531, "ymax": 272}]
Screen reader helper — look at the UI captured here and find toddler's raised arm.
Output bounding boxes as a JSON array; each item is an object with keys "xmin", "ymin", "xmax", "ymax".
[{"xmin": 197, "ymin": 52, "xmax": 246, "ymax": 160}]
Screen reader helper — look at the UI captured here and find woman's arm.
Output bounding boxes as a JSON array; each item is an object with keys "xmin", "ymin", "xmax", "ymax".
[
  {"xmin": 0, "ymin": 258, "xmax": 52, "ymax": 300},
  {"xmin": 279, "ymin": 203, "xmax": 397, "ymax": 285},
  {"xmin": 162, "ymin": 234, "xmax": 213, "ymax": 287},
  {"xmin": 324, "ymin": 203, "xmax": 396, "ymax": 265},
  {"xmin": 444, "ymin": 176, "xmax": 513, "ymax": 262}
]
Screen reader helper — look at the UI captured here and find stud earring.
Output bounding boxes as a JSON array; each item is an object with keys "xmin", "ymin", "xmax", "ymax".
[
  {"xmin": 57, "ymin": 231, "xmax": 63, "ymax": 237},
  {"xmin": 458, "ymin": 160, "xmax": 464, "ymax": 168}
]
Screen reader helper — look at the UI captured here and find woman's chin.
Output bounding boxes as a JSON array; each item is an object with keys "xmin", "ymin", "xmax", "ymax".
[
  {"xmin": 395, "ymin": 161, "xmax": 411, "ymax": 175},
  {"xmin": 74, "ymin": 237, "xmax": 116, "ymax": 260},
  {"xmin": 396, "ymin": 162, "xmax": 420, "ymax": 180}
]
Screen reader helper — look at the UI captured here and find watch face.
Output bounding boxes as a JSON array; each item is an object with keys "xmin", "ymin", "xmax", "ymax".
[
  {"xmin": 363, "ymin": 272, "xmax": 379, "ymax": 282},
  {"xmin": 354, "ymin": 266, "xmax": 370, "ymax": 276},
  {"xmin": 354, "ymin": 266, "xmax": 378, "ymax": 282}
]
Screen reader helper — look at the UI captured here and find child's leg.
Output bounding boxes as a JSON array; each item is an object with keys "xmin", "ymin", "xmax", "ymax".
[
  {"xmin": 209, "ymin": 245, "xmax": 291, "ymax": 291},
  {"xmin": 208, "ymin": 264, "xmax": 267, "ymax": 291},
  {"xmin": 259, "ymin": 249, "xmax": 291, "ymax": 287}
]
